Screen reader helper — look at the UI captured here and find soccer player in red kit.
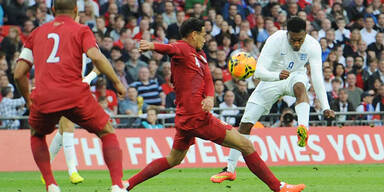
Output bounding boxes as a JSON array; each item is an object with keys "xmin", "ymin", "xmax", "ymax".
[
  {"xmin": 14, "ymin": 1, "xmax": 127, "ymax": 192},
  {"xmin": 125, "ymin": 18, "xmax": 305, "ymax": 192}
]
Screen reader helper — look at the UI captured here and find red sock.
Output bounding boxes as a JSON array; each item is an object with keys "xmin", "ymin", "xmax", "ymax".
[
  {"xmin": 101, "ymin": 133, "xmax": 123, "ymax": 188},
  {"xmin": 243, "ymin": 152, "xmax": 281, "ymax": 192},
  {"xmin": 31, "ymin": 136, "xmax": 57, "ymax": 189},
  {"xmin": 127, "ymin": 157, "xmax": 170, "ymax": 190}
]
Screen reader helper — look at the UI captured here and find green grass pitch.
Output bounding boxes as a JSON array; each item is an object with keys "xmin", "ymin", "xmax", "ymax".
[{"xmin": 0, "ymin": 164, "xmax": 383, "ymax": 192}]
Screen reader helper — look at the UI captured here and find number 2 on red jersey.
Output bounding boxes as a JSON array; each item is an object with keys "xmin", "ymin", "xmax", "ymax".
[{"xmin": 47, "ymin": 33, "xmax": 60, "ymax": 63}]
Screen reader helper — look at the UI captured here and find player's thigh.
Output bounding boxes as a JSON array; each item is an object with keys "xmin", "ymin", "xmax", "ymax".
[
  {"xmin": 248, "ymin": 81, "xmax": 285, "ymax": 110},
  {"xmin": 29, "ymin": 106, "xmax": 62, "ymax": 136},
  {"xmin": 59, "ymin": 116, "xmax": 75, "ymax": 134},
  {"xmin": 65, "ymin": 94, "xmax": 110, "ymax": 135},
  {"xmin": 172, "ymin": 128, "xmax": 194, "ymax": 152},
  {"xmin": 287, "ymin": 72, "xmax": 309, "ymax": 97},
  {"xmin": 241, "ymin": 102, "xmax": 268, "ymax": 125},
  {"xmin": 191, "ymin": 113, "xmax": 232, "ymax": 146},
  {"xmin": 221, "ymin": 128, "xmax": 255, "ymax": 155}
]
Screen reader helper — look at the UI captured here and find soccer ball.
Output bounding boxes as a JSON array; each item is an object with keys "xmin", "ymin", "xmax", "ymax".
[{"xmin": 228, "ymin": 51, "xmax": 257, "ymax": 80}]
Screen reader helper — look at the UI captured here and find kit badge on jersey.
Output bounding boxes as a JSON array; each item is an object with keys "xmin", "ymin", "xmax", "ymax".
[
  {"xmin": 300, "ymin": 53, "xmax": 307, "ymax": 61},
  {"xmin": 195, "ymin": 56, "xmax": 201, "ymax": 67}
]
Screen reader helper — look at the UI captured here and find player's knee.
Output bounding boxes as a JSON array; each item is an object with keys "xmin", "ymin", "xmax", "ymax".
[
  {"xmin": 238, "ymin": 138, "xmax": 255, "ymax": 155},
  {"xmin": 238, "ymin": 123, "xmax": 253, "ymax": 134},
  {"xmin": 166, "ymin": 156, "xmax": 183, "ymax": 167},
  {"xmin": 96, "ymin": 122, "xmax": 115, "ymax": 138}
]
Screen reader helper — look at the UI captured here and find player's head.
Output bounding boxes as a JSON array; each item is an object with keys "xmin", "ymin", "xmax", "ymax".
[
  {"xmin": 287, "ymin": 17, "xmax": 306, "ymax": 51},
  {"xmin": 179, "ymin": 17, "xmax": 206, "ymax": 51},
  {"xmin": 53, "ymin": 0, "xmax": 77, "ymax": 17}
]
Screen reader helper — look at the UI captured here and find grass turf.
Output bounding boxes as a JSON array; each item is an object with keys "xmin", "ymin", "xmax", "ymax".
[{"xmin": 0, "ymin": 164, "xmax": 383, "ymax": 192}]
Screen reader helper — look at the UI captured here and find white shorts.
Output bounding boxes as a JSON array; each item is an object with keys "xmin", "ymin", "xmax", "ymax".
[{"xmin": 243, "ymin": 72, "xmax": 309, "ymax": 122}]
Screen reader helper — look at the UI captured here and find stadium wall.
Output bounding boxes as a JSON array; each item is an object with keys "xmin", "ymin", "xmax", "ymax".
[{"xmin": 0, "ymin": 126, "xmax": 383, "ymax": 172}]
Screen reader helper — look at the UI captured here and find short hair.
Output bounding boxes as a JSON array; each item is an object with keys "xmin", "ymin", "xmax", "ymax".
[
  {"xmin": 96, "ymin": 77, "xmax": 107, "ymax": 88},
  {"xmin": 331, "ymin": 78, "xmax": 341, "ymax": 84},
  {"xmin": 1, "ymin": 86, "xmax": 12, "ymax": 97},
  {"xmin": 54, "ymin": 0, "xmax": 77, "ymax": 14},
  {"xmin": 98, "ymin": 96, "xmax": 107, "ymax": 103},
  {"xmin": 354, "ymin": 55, "xmax": 364, "ymax": 61},
  {"xmin": 287, "ymin": 17, "xmax": 306, "ymax": 33},
  {"xmin": 338, "ymin": 88, "xmax": 348, "ymax": 93},
  {"xmin": 179, "ymin": 18, "xmax": 204, "ymax": 38}
]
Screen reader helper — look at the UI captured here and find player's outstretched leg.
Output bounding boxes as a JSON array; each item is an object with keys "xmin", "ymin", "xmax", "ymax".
[
  {"xmin": 97, "ymin": 122, "xmax": 124, "ymax": 190},
  {"xmin": 59, "ymin": 117, "xmax": 84, "ymax": 184},
  {"xmin": 210, "ymin": 123, "xmax": 253, "ymax": 183},
  {"xmin": 211, "ymin": 103, "xmax": 266, "ymax": 183},
  {"xmin": 293, "ymin": 83, "xmax": 310, "ymax": 147},
  {"xmin": 221, "ymin": 128, "xmax": 305, "ymax": 192},
  {"xmin": 49, "ymin": 131, "xmax": 63, "ymax": 162},
  {"xmin": 31, "ymin": 134, "xmax": 59, "ymax": 191},
  {"xmin": 126, "ymin": 148, "xmax": 187, "ymax": 191}
]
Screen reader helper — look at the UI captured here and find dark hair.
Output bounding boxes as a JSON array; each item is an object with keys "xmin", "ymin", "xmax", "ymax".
[
  {"xmin": 1, "ymin": 86, "xmax": 12, "ymax": 97},
  {"xmin": 96, "ymin": 77, "xmax": 107, "ymax": 88},
  {"xmin": 333, "ymin": 63, "xmax": 345, "ymax": 76},
  {"xmin": 179, "ymin": 18, "xmax": 204, "ymax": 38},
  {"xmin": 287, "ymin": 17, "xmax": 306, "ymax": 33},
  {"xmin": 54, "ymin": 0, "xmax": 77, "ymax": 14},
  {"xmin": 331, "ymin": 78, "xmax": 341, "ymax": 84},
  {"xmin": 98, "ymin": 96, "xmax": 107, "ymax": 103}
]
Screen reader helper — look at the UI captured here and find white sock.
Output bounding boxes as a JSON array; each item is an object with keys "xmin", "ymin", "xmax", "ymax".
[
  {"xmin": 280, "ymin": 182, "xmax": 286, "ymax": 189},
  {"xmin": 49, "ymin": 132, "xmax": 63, "ymax": 162},
  {"xmin": 63, "ymin": 132, "xmax": 77, "ymax": 176},
  {"xmin": 227, "ymin": 134, "xmax": 250, "ymax": 173},
  {"xmin": 295, "ymin": 102, "xmax": 310, "ymax": 129}
]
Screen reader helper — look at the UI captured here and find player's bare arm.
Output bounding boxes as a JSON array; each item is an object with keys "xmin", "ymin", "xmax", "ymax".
[
  {"xmin": 86, "ymin": 47, "xmax": 126, "ymax": 97},
  {"xmin": 14, "ymin": 60, "xmax": 32, "ymax": 108},
  {"xmin": 139, "ymin": 40, "xmax": 155, "ymax": 52}
]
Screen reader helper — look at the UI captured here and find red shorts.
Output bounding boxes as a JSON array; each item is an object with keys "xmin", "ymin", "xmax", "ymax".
[
  {"xmin": 172, "ymin": 112, "xmax": 233, "ymax": 150},
  {"xmin": 29, "ymin": 94, "xmax": 109, "ymax": 135}
]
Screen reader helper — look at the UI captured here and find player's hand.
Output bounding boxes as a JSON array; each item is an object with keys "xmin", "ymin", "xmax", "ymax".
[
  {"xmin": 139, "ymin": 40, "xmax": 154, "ymax": 52},
  {"xmin": 323, "ymin": 109, "xmax": 335, "ymax": 119},
  {"xmin": 279, "ymin": 70, "xmax": 290, "ymax": 80},
  {"xmin": 201, "ymin": 96, "xmax": 214, "ymax": 112},
  {"xmin": 113, "ymin": 81, "xmax": 127, "ymax": 98}
]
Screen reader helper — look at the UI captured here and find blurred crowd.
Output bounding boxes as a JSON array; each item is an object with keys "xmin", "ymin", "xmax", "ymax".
[{"xmin": 0, "ymin": 0, "xmax": 384, "ymax": 129}]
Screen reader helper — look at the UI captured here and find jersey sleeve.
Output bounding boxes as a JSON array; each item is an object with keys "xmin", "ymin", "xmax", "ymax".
[
  {"xmin": 253, "ymin": 32, "xmax": 281, "ymax": 81},
  {"xmin": 18, "ymin": 31, "xmax": 35, "ymax": 66},
  {"xmin": 80, "ymin": 26, "xmax": 98, "ymax": 53},
  {"xmin": 203, "ymin": 57, "xmax": 214, "ymax": 97},
  {"xmin": 309, "ymin": 40, "xmax": 331, "ymax": 111},
  {"xmin": 154, "ymin": 42, "xmax": 183, "ymax": 56}
]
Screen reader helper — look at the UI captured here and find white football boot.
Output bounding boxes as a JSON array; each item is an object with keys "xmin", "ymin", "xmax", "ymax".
[{"xmin": 111, "ymin": 185, "xmax": 128, "ymax": 192}]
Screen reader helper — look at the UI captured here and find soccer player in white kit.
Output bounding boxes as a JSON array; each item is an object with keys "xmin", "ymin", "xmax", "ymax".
[{"xmin": 210, "ymin": 17, "xmax": 335, "ymax": 183}]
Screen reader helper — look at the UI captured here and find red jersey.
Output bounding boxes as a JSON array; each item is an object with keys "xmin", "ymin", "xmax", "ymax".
[
  {"xmin": 22, "ymin": 15, "xmax": 98, "ymax": 113},
  {"xmin": 93, "ymin": 90, "xmax": 118, "ymax": 111},
  {"xmin": 154, "ymin": 41, "xmax": 214, "ymax": 117}
]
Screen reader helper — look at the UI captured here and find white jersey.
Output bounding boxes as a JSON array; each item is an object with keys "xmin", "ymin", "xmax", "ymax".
[{"xmin": 254, "ymin": 30, "xmax": 330, "ymax": 111}]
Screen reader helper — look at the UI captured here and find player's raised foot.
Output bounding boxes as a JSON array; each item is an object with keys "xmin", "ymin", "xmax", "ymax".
[
  {"xmin": 47, "ymin": 184, "xmax": 61, "ymax": 192},
  {"xmin": 297, "ymin": 125, "xmax": 308, "ymax": 147},
  {"xmin": 279, "ymin": 183, "xmax": 306, "ymax": 192},
  {"xmin": 69, "ymin": 172, "xmax": 84, "ymax": 184},
  {"xmin": 111, "ymin": 185, "xmax": 128, "ymax": 192},
  {"xmin": 210, "ymin": 167, "xmax": 236, "ymax": 183}
]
